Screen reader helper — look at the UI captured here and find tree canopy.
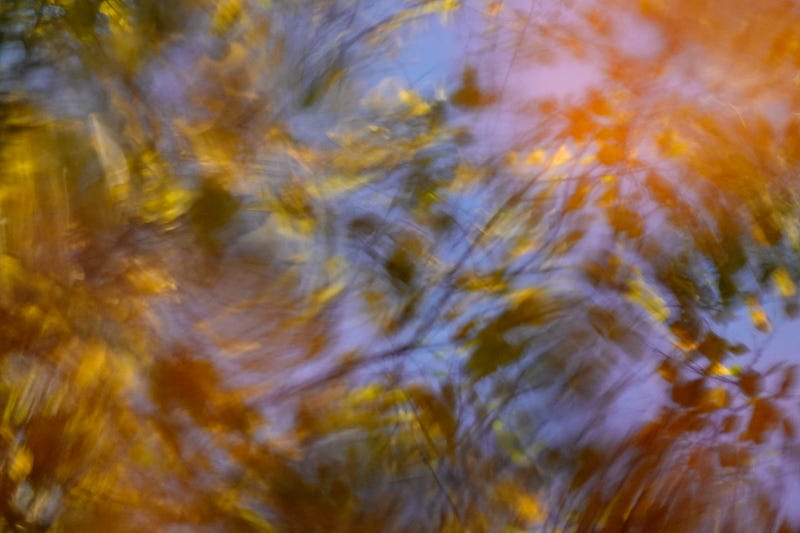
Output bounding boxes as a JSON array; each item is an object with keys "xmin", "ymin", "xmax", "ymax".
[{"xmin": 2, "ymin": 0, "xmax": 800, "ymax": 531}]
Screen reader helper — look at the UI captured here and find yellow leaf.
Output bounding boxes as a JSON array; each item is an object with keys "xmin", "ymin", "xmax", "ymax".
[
  {"xmin": 596, "ymin": 141, "xmax": 625, "ymax": 165},
  {"xmin": 515, "ymin": 492, "xmax": 543, "ymax": 523},
  {"xmin": 511, "ymin": 237, "xmax": 541, "ymax": 260},
  {"xmin": 746, "ymin": 295, "xmax": 771, "ymax": 333},
  {"xmin": 656, "ymin": 128, "xmax": 688, "ymax": 157},
  {"xmin": 297, "ymin": 281, "xmax": 345, "ymax": 320},
  {"xmin": 787, "ymin": 222, "xmax": 800, "ymax": 251},
  {"xmin": 458, "ymin": 272, "xmax": 509, "ymax": 293},
  {"xmin": 398, "ymin": 89, "xmax": 431, "ymax": 116},
  {"xmin": 99, "ymin": 0, "xmax": 140, "ymax": 67},
  {"xmin": 674, "ymin": 338, "xmax": 699, "ymax": 352},
  {"xmin": 702, "ymin": 387, "xmax": 729, "ymax": 409},
  {"xmin": 116, "ymin": 355, "xmax": 138, "ymax": 391},
  {"xmin": 597, "ymin": 180, "xmax": 618, "ymax": 206},
  {"xmin": 321, "ymin": 174, "xmax": 375, "ymax": 196},
  {"xmin": 550, "ymin": 145, "xmax": 571, "ymax": 167},
  {"xmin": 773, "ymin": 267, "xmax": 796, "ymax": 298},
  {"xmin": 273, "ymin": 210, "xmax": 314, "ymax": 238},
  {"xmin": 525, "ymin": 149, "xmax": 546, "ymax": 165},
  {"xmin": 0, "ymin": 254, "xmax": 23, "ymax": 288},
  {"xmin": 9, "ymin": 445, "xmax": 32, "ymax": 481},
  {"xmin": 127, "ymin": 263, "xmax": 176, "ymax": 294},
  {"xmin": 99, "ymin": 0, "xmax": 131, "ymax": 30},
  {"xmin": 143, "ymin": 186, "xmax": 192, "ymax": 224},
  {"xmin": 708, "ymin": 361, "xmax": 732, "ymax": 377},
  {"xmin": 324, "ymin": 256, "xmax": 346, "ymax": 277},
  {"xmin": 76, "ymin": 341, "xmax": 107, "ymax": 387},
  {"xmin": 626, "ymin": 278, "xmax": 669, "ymax": 322},
  {"xmin": 212, "ymin": 0, "xmax": 242, "ymax": 33},
  {"xmin": 509, "ymin": 286, "xmax": 548, "ymax": 307},
  {"xmin": 440, "ymin": 0, "xmax": 460, "ymax": 21},
  {"xmin": 90, "ymin": 113, "xmax": 129, "ymax": 200},
  {"xmin": 752, "ymin": 223, "xmax": 769, "ymax": 245},
  {"xmin": 350, "ymin": 384, "xmax": 384, "ymax": 403}
]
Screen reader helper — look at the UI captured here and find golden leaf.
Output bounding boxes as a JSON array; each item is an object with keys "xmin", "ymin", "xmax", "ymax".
[
  {"xmin": 746, "ymin": 295, "xmax": 771, "ymax": 333},
  {"xmin": 596, "ymin": 141, "xmax": 625, "ymax": 165},
  {"xmin": 321, "ymin": 174, "xmax": 375, "ymax": 196},
  {"xmin": 787, "ymin": 222, "xmax": 800, "ymax": 251},
  {"xmin": 773, "ymin": 267, "xmax": 796, "ymax": 298},
  {"xmin": 350, "ymin": 384, "xmax": 384, "ymax": 403},
  {"xmin": 76, "ymin": 341, "xmax": 107, "ymax": 387},
  {"xmin": 708, "ymin": 361, "xmax": 732, "ymax": 377},
  {"xmin": 298, "ymin": 281, "xmax": 345, "ymax": 320},
  {"xmin": 656, "ymin": 128, "xmax": 688, "ymax": 157},
  {"xmin": 657, "ymin": 359, "xmax": 678, "ymax": 382},
  {"xmin": 525, "ymin": 149, "xmax": 546, "ymax": 165},
  {"xmin": 90, "ymin": 113, "xmax": 129, "ymax": 200},
  {"xmin": 127, "ymin": 262, "xmax": 176, "ymax": 294},
  {"xmin": 752, "ymin": 223, "xmax": 769, "ymax": 245},
  {"xmin": 597, "ymin": 180, "xmax": 618, "ymax": 207},
  {"xmin": 9, "ymin": 445, "xmax": 32, "ymax": 481},
  {"xmin": 212, "ymin": 0, "xmax": 242, "ymax": 33},
  {"xmin": 626, "ymin": 278, "xmax": 670, "ymax": 322},
  {"xmin": 441, "ymin": 0, "xmax": 460, "ymax": 17},
  {"xmin": 515, "ymin": 492, "xmax": 543, "ymax": 523},
  {"xmin": 143, "ymin": 186, "xmax": 192, "ymax": 224},
  {"xmin": 398, "ymin": 89, "xmax": 431, "ymax": 116},
  {"xmin": 550, "ymin": 145, "xmax": 572, "ymax": 167}
]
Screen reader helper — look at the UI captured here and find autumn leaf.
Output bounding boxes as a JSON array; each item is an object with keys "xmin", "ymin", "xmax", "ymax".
[
  {"xmin": 743, "ymin": 398, "xmax": 779, "ymax": 444},
  {"xmin": 626, "ymin": 276, "xmax": 669, "ymax": 322},
  {"xmin": 772, "ymin": 267, "xmax": 796, "ymax": 298},
  {"xmin": 596, "ymin": 141, "xmax": 625, "ymax": 165},
  {"xmin": 718, "ymin": 443, "xmax": 749, "ymax": 468},
  {"xmin": 779, "ymin": 366, "xmax": 796, "ymax": 397},
  {"xmin": 745, "ymin": 295, "xmax": 771, "ymax": 333},
  {"xmin": 89, "ymin": 113, "xmax": 129, "ymax": 200},
  {"xmin": 550, "ymin": 145, "xmax": 572, "ymax": 167},
  {"xmin": 700, "ymin": 387, "xmax": 728, "ymax": 411},
  {"xmin": 738, "ymin": 371, "xmax": 762, "ymax": 397},
  {"xmin": 696, "ymin": 332, "xmax": 727, "ymax": 361},
  {"xmin": 671, "ymin": 378, "xmax": 705, "ymax": 408},
  {"xmin": 467, "ymin": 330, "xmax": 523, "ymax": 379},
  {"xmin": 563, "ymin": 177, "xmax": 591, "ymax": 212},
  {"xmin": 450, "ymin": 66, "xmax": 496, "ymax": 108},
  {"xmin": 9, "ymin": 445, "xmax": 32, "ymax": 481},
  {"xmin": 657, "ymin": 359, "xmax": 679, "ymax": 382}
]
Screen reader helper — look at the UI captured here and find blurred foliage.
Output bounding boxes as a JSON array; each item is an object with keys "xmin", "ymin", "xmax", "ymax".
[{"xmin": 2, "ymin": 0, "xmax": 800, "ymax": 531}]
